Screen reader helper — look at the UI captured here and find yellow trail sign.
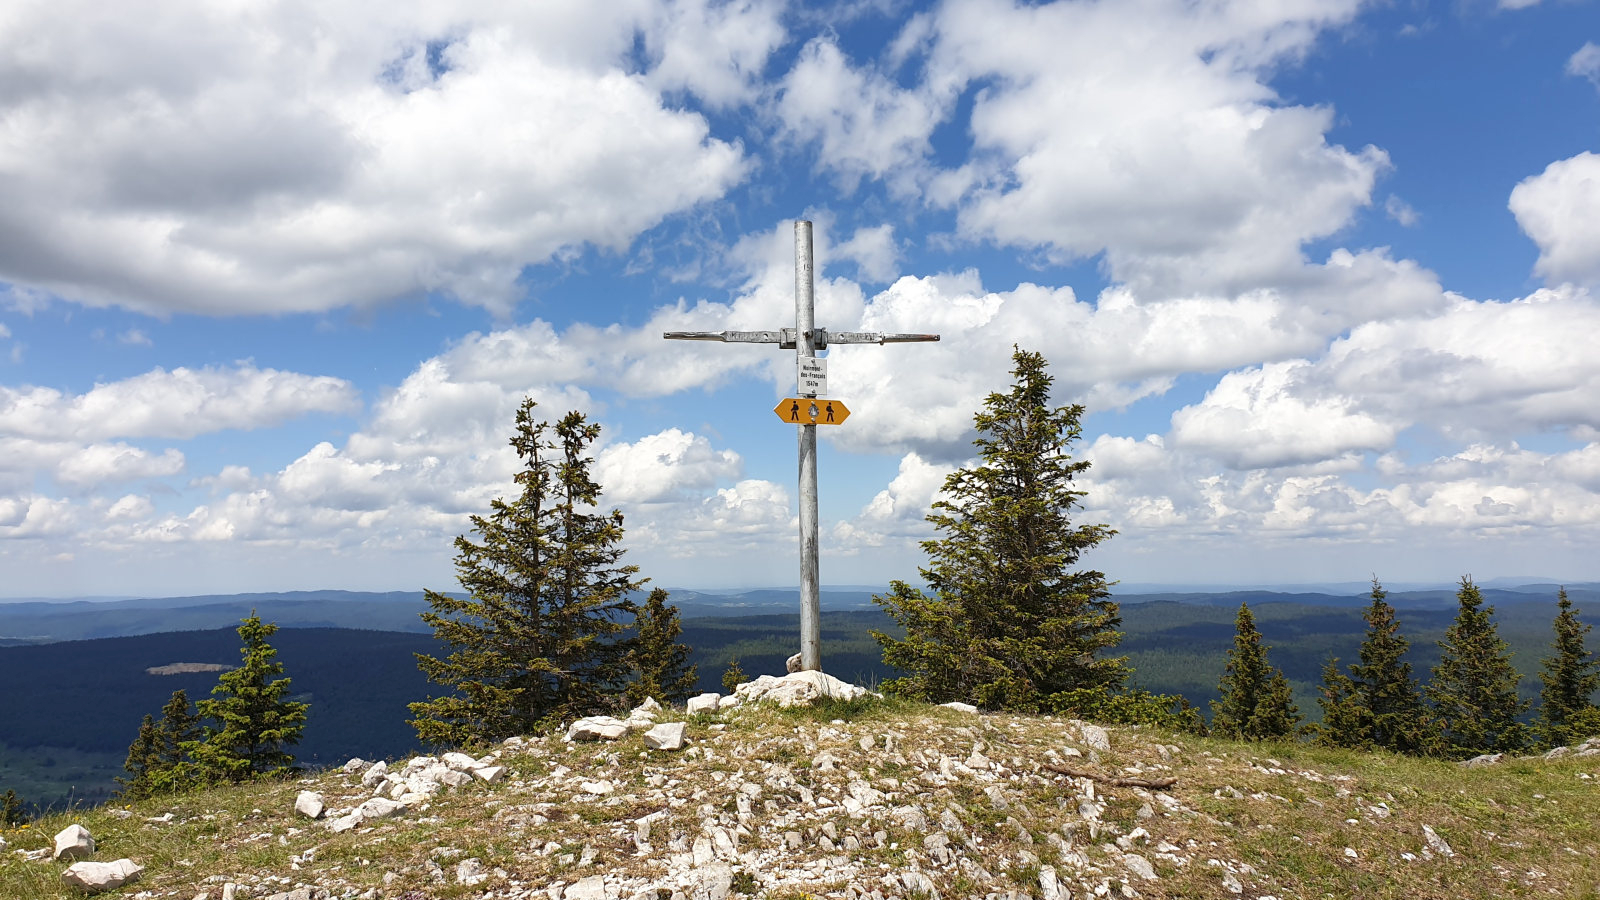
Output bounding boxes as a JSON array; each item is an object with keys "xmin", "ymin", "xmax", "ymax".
[{"xmin": 774, "ymin": 397, "xmax": 851, "ymax": 426}]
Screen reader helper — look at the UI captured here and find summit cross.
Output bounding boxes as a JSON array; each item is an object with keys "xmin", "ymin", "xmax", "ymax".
[{"xmin": 664, "ymin": 220, "xmax": 940, "ymax": 672}]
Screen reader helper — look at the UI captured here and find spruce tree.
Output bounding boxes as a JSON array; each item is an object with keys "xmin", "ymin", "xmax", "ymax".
[
  {"xmin": 721, "ymin": 657, "xmax": 747, "ymax": 695},
  {"xmin": 117, "ymin": 714, "xmax": 164, "ymax": 800},
  {"xmin": 1536, "ymin": 587, "xmax": 1600, "ymax": 748},
  {"xmin": 411, "ymin": 400, "xmax": 642, "ymax": 746},
  {"xmin": 1315, "ymin": 658, "xmax": 1372, "ymax": 749},
  {"xmin": 873, "ymin": 348, "xmax": 1126, "ymax": 712},
  {"xmin": 187, "ymin": 613, "xmax": 309, "ymax": 782},
  {"xmin": 0, "ymin": 789, "xmax": 26, "ymax": 826},
  {"xmin": 1427, "ymin": 577, "xmax": 1527, "ymax": 757},
  {"xmin": 1212, "ymin": 603, "xmax": 1300, "ymax": 740},
  {"xmin": 626, "ymin": 588, "xmax": 698, "ymax": 706},
  {"xmin": 1318, "ymin": 579, "xmax": 1431, "ymax": 753}
]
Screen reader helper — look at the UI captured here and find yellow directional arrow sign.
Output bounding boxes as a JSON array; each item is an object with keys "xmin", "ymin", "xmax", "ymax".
[{"xmin": 774, "ymin": 397, "xmax": 851, "ymax": 426}]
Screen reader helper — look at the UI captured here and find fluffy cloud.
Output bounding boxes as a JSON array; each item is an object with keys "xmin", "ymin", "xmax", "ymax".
[
  {"xmin": 1168, "ymin": 287, "xmax": 1600, "ymax": 468},
  {"xmin": 832, "ymin": 452, "xmax": 952, "ymax": 550},
  {"xmin": 0, "ymin": 0, "xmax": 757, "ymax": 315},
  {"xmin": 595, "ymin": 430, "xmax": 742, "ymax": 505},
  {"xmin": 775, "ymin": 36, "xmax": 953, "ymax": 193},
  {"xmin": 822, "ymin": 249, "xmax": 1446, "ymax": 460},
  {"xmin": 1171, "ymin": 361, "xmax": 1397, "ymax": 469},
  {"xmin": 776, "ymin": 0, "xmax": 1384, "ymax": 296},
  {"xmin": 55, "ymin": 443, "xmax": 185, "ymax": 487},
  {"xmin": 0, "ymin": 365, "xmax": 359, "ymax": 441},
  {"xmin": 1510, "ymin": 153, "xmax": 1600, "ymax": 286},
  {"xmin": 1567, "ymin": 41, "xmax": 1600, "ymax": 90}
]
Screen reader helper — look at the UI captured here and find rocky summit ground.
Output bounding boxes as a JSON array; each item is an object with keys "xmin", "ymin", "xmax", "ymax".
[{"xmin": 4, "ymin": 681, "xmax": 1599, "ymax": 900}]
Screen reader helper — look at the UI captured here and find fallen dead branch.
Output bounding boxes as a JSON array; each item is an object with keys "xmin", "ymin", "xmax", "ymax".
[{"xmin": 1044, "ymin": 763, "xmax": 1178, "ymax": 790}]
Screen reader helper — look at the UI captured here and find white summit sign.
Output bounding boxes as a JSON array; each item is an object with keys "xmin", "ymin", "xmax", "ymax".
[{"xmin": 798, "ymin": 357, "xmax": 827, "ymax": 396}]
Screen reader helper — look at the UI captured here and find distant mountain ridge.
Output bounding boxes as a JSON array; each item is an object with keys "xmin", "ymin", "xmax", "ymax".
[{"xmin": 2, "ymin": 584, "xmax": 1592, "ymax": 646}]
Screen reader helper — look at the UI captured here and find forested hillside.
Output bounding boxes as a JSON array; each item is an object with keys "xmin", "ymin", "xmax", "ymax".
[{"xmin": 3, "ymin": 593, "xmax": 1590, "ymax": 810}]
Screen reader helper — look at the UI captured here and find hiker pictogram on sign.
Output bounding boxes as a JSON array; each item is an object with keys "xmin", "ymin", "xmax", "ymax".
[{"xmin": 773, "ymin": 397, "xmax": 851, "ymax": 426}]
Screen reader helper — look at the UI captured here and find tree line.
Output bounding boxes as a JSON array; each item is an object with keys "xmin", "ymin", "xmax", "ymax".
[{"xmin": 6, "ymin": 347, "xmax": 1592, "ymax": 817}]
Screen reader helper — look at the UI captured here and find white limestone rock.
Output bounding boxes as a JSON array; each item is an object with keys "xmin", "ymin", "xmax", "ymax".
[
  {"xmin": 717, "ymin": 694, "xmax": 742, "ymax": 710},
  {"xmin": 1123, "ymin": 853, "xmax": 1157, "ymax": 880},
  {"xmin": 568, "ymin": 716, "xmax": 631, "ymax": 742},
  {"xmin": 733, "ymin": 671, "xmax": 876, "ymax": 708},
  {"xmin": 786, "ymin": 653, "xmax": 803, "ymax": 673},
  {"xmin": 565, "ymin": 874, "xmax": 608, "ymax": 900},
  {"xmin": 940, "ymin": 701, "xmax": 979, "ymax": 714},
  {"xmin": 53, "ymin": 824, "xmax": 94, "ymax": 861},
  {"xmin": 686, "ymin": 693, "xmax": 722, "ymax": 715},
  {"xmin": 1461, "ymin": 753, "xmax": 1503, "ymax": 768},
  {"xmin": 441, "ymin": 751, "xmax": 481, "ymax": 772},
  {"xmin": 689, "ymin": 863, "xmax": 733, "ymax": 900},
  {"xmin": 644, "ymin": 722, "xmax": 688, "ymax": 751},
  {"xmin": 474, "ymin": 765, "xmax": 509, "ymax": 783},
  {"xmin": 357, "ymin": 797, "xmax": 407, "ymax": 820},
  {"xmin": 455, "ymin": 858, "xmax": 488, "ymax": 885},
  {"xmin": 294, "ymin": 791, "xmax": 325, "ymax": 820},
  {"xmin": 1080, "ymin": 723, "xmax": 1112, "ymax": 753},
  {"xmin": 1422, "ymin": 824, "xmax": 1455, "ymax": 857},
  {"xmin": 341, "ymin": 757, "xmax": 368, "ymax": 774},
  {"xmin": 359, "ymin": 761, "xmax": 388, "ymax": 786},
  {"xmin": 60, "ymin": 858, "xmax": 142, "ymax": 893}
]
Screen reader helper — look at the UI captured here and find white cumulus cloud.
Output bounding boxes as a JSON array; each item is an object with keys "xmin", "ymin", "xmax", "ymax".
[{"xmin": 1510, "ymin": 152, "xmax": 1600, "ymax": 286}]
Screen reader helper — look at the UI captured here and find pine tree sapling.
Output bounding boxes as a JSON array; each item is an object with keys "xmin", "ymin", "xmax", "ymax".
[
  {"xmin": 1428, "ymin": 577, "xmax": 1528, "ymax": 757},
  {"xmin": 188, "ymin": 613, "xmax": 309, "ymax": 783},
  {"xmin": 1212, "ymin": 603, "xmax": 1301, "ymax": 740},
  {"xmin": 721, "ymin": 657, "xmax": 747, "ymax": 695},
  {"xmin": 411, "ymin": 400, "xmax": 642, "ymax": 746},
  {"xmin": 627, "ymin": 587, "xmax": 697, "ymax": 706},
  {"xmin": 1536, "ymin": 587, "xmax": 1600, "ymax": 749},
  {"xmin": 873, "ymin": 348, "xmax": 1127, "ymax": 712}
]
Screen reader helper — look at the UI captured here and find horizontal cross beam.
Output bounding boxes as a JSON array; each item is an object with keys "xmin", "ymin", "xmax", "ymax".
[{"xmin": 664, "ymin": 328, "xmax": 941, "ymax": 349}]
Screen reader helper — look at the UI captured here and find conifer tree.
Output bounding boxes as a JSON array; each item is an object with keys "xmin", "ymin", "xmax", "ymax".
[
  {"xmin": 1317, "ymin": 579, "xmax": 1431, "ymax": 753},
  {"xmin": 118, "ymin": 714, "xmax": 164, "ymax": 800},
  {"xmin": 721, "ymin": 657, "xmax": 747, "ymax": 695},
  {"xmin": 0, "ymin": 789, "xmax": 26, "ymax": 826},
  {"xmin": 411, "ymin": 400, "xmax": 641, "ymax": 746},
  {"xmin": 1536, "ymin": 587, "xmax": 1600, "ymax": 748},
  {"xmin": 1315, "ymin": 658, "xmax": 1372, "ymax": 749},
  {"xmin": 873, "ymin": 348, "xmax": 1126, "ymax": 711},
  {"xmin": 1427, "ymin": 577, "xmax": 1527, "ymax": 757},
  {"xmin": 120, "ymin": 689, "xmax": 204, "ymax": 798},
  {"xmin": 187, "ymin": 613, "xmax": 309, "ymax": 782},
  {"xmin": 1212, "ymin": 603, "xmax": 1300, "ymax": 740},
  {"xmin": 626, "ymin": 588, "xmax": 698, "ymax": 706}
]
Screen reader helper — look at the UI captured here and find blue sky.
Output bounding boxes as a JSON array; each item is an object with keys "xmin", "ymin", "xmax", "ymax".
[{"xmin": 2, "ymin": 0, "xmax": 1598, "ymax": 598}]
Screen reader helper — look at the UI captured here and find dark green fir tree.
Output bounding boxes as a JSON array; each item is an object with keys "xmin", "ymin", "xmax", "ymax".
[
  {"xmin": 118, "ymin": 714, "xmax": 164, "ymax": 800},
  {"xmin": 1427, "ymin": 577, "xmax": 1527, "ymax": 757},
  {"xmin": 1315, "ymin": 657, "xmax": 1371, "ymax": 748},
  {"xmin": 1212, "ymin": 603, "xmax": 1301, "ymax": 740},
  {"xmin": 411, "ymin": 400, "xmax": 641, "ymax": 746},
  {"xmin": 873, "ymin": 348, "xmax": 1127, "ymax": 712},
  {"xmin": 187, "ymin": 613, "xmax": 309, "ymax": 782},
  {"xmin": 626, "ymin": 588, "xmax": 698, "ymax": 706},
  {"xmin": 0, "ymin": 789, "xmax": 26, "ymax": 826},
  {"xmin": 721, "ymin": 657, "xmax": 747, "ymax": 695},
  {"xmin": 1317, "ymin": 579, "xmax": 1431, "ymax": 753},
  {"xmin": 1536, "ymin": 587, "xmax": 1600, "ymax": 748}
]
